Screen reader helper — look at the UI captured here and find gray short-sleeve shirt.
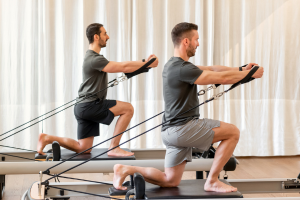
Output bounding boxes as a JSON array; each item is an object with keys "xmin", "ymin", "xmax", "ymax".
[
  {"xmin": 162, "ymin": 57, "xmax": 203, "ymax": 131},
  {"xmin": 77, "ymin": 50, "xmax": 109, "ymax": 103}
]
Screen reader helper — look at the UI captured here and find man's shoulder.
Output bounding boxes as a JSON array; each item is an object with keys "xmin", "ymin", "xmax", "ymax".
[
  {"xmin": 165, "ymin": 57, "xmax": 196, "ymax": 69},
  {"xmin": 84, "ymin": 50, "xmax": 107, "ymax": 60},
  {"xmin": 84, "ymin": 51, "xmax": 109, "ymax": 69}
]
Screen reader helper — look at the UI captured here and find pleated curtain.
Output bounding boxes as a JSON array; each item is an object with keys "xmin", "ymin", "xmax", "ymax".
[{"xmin": 0, "ymin": 0, "xmax": 299, "ymax": 156}]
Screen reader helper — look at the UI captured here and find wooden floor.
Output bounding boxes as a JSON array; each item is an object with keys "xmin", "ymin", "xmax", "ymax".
[{"xmin": 2, "ymin": 156, "xmax": 300, "ymax": 199}]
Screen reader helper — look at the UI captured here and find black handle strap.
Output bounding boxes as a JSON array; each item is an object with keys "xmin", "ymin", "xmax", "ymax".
[
  {"xmin": 228, "ymin": 65, "xmax": 259, "ymax": 91},
  {"xmin": 125, "ymin": 57, "xmax": 156, "ymax": 79}
]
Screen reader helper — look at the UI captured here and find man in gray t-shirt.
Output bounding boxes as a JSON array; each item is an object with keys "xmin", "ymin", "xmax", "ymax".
[
  {"xmin": 113, "ymin": 22, "xmax": 263, "ymax": 192},
  {"xmin": 77, "ymin": 50, "xmax": 110, "ymax": 103},
  {"xmin": 162, "ymin": 57, "xmax": 203, "ymax": 131},
  {"xmin": 37, "ymin": 23, "xmax": 158, "ymax": 157}
]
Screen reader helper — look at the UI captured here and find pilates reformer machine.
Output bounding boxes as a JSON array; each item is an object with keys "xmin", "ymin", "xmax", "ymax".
[
  {"xmin": 0, "ymin": 61, "xmax": 298, "ymax": 199},
  {"xmin": 20, "ymin": 141, "xmax": 300, "ymax": 200}
]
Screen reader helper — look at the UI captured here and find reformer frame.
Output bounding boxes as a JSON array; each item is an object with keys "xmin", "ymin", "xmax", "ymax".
[{"xmin": 23, "ymin": 175, "xmax": 300, "ymax": 199}]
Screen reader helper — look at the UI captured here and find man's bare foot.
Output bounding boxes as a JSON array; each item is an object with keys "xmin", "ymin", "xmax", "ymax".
[
  {"xmin": 107, "ymin": 147, "xmax": 134, "ymax": 157},
  {"xmin": 204, "ymin": 179, "xmax": 237, "ymax": 193},
  {"xmin": 113, "ymin": 164, "xmax": 129, "ymax": 190},
  {"xmin": 37, "ymin": 133, "xmax": 49, "ymax": 155}
]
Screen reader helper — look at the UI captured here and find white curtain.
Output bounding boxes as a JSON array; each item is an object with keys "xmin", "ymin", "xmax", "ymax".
[{"xmin": 0, "ymin": 0, "xmax": 299, "ymax": 156}]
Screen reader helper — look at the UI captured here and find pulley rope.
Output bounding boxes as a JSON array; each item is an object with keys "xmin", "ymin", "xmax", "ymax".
[
  {"xmin": 0, "ymin": 145, "xmax": 36, "ymax": 152},
  {"xmin": 0, "ymin": 79, "xmax": 117, "ymax": 138},
  {"xmin": 0, "ymin": 152, "xmax": 40, "ymax": 161},
  {"xmin": 43, "ymin": 99, "xmax": 211, "ymax": 182},
  {"xmin": 47, "ymin": 174, "xmax": 113, "ymax": 185},
  {"xmin": 0, "ymin": 58, "xmax": 156, "ymax": 140},
  {"xmin": 45, "ymin": 111, "xmax": 164, "ymax": 171},
  {"xmin": 0, "ymin": 85, "xmax": 113, "ymax": 142}
]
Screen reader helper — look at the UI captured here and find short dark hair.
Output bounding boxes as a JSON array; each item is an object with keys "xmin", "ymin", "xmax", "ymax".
[
  {"xmin": 86, "ymin": 23, "xmax": 103, "ymax": 44},
  {"xmin": 171, "ymin": 22, "xmax": 198, "ymax": 47}
]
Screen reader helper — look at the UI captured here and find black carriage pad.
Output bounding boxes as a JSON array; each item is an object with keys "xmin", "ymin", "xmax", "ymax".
[
  {"xmin": 60, "ymin": 148, "xmax": 135, "ymax": 161},
  {"xmin": 110, "ymin": 179, "xmax": 243, "ymax": 199},
  {"xmin": 146, "ymin": 179, "xmax": 243, "ymax": 199},
  {"xmin": 35, "ymin": 148, "xmax": 135, "ymax": 161}
]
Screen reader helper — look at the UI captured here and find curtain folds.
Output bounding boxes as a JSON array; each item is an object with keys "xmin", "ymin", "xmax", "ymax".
[{"xmin": 0, "ymin": 0, "xmax": 299, "ymax": 156}]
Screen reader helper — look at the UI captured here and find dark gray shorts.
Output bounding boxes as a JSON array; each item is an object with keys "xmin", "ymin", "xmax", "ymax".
[
  {"xmin": 74, "ymin": 99, "xmax": 116, "ymax": 140},
  {"xmin": 161, "ymin": 118, "xmax": 220, "ymax": 168}
]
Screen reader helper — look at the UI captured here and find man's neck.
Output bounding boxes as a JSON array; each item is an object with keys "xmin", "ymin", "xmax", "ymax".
[
  {"xmin": 173, "ymin": 47, "xmax": 189, "ymax": 61},
  {"xmin": 89, "ymin": 44, "xmax": 101, "ymax": 54}
]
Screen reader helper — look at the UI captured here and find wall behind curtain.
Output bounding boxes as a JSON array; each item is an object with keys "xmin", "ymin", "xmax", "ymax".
[{"xmin": 0, "ymin": 0, "xmax": 299, "ymax": 156}]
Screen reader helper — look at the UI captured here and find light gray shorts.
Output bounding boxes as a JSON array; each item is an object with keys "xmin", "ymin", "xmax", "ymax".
[{"xmin": 161, "ymin": 118, "xmax": 220, "ymax": 168}]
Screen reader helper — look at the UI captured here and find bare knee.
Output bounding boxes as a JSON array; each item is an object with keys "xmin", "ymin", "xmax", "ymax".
[
  {"xmin": 126, "ymin": 103, "xmax": 134, "ymax": 116},
  {"xmin": 163, "ymin": 178, "xmax": 181, "ymax": 187},
  {"xmin": 230, "ymin": 124, "xmax": 240, "ymax": 141},
  {"xmin": 75, "ymin": 149, "xmax": 92, "ymax": 154},
  {"xmin": 161, "ymin": 174, "xmax": 181, "ymax": 187},
  {"xmin": 84, "ymin": 149, "xmax": 92, "ymax": 153}
]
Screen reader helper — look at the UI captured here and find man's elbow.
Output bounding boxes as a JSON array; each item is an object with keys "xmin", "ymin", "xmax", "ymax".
[
  {"xmin": 220, "ymin": 77, "xmax": 231, "ymax": 85},
  {"xmin": 217, "ymin": 74, "xmax": 231, "ymax": 84},
  {"xmin": 121, "ymin": 62, "xmax": 131, "ymax": 73}
]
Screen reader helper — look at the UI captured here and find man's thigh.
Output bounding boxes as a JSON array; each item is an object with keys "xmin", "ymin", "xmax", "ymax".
[
  {"xmin": 109, "ymin": 100, "xmax": 133, "ymax": 116},
  {"xmin": 211, "ymin": 121, "xmax": 239, "ymax": 143}
]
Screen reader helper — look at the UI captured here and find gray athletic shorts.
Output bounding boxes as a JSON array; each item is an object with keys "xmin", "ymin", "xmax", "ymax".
[{"xmin": 161, "ymin": 118, "xmax": 220, "ymax": 168}]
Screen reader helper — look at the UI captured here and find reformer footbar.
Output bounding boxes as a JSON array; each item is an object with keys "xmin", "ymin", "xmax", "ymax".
[
  {"xmin": 36, "ymin": 66, "xmax": 259, "ymax": 199},
  {"xmin": 0, "ymin": 58, "xmax": 156, "ymax": 160}
]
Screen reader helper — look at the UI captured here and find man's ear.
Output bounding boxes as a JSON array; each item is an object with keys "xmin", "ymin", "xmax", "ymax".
[
  {"xmin": 94, "ymin": 34, "xmax": 99, "ymax": 41},
  {"xmin": 182, "ymin": 38, "xmax": 189, "ymax": 47}
]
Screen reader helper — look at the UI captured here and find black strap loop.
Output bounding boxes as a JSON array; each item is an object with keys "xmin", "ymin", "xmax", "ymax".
[
  {"xmin": 228, "ymin": 65, "xmax": 259, "ymax": 91},
  {"xmin": 125, "ymin": 57, "xmax": 156, "ymax": 79}
]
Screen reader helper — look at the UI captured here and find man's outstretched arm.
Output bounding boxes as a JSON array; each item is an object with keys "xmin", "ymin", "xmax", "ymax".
[
  {"xmin": 197, "ymin": 63, "xmax": 258, "ymax": 72},
  {"xmin": 102, "ymin": 54, "xmax": 159, "ymax": 73},
  {"xmin": 194, "ymin": 66, "xmax": 264, "ymax": 85}
]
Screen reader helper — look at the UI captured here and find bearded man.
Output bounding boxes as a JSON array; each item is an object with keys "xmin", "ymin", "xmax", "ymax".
[{"xmin": 37, "ymin": 23, "xmax": 158, "ymax": 157}]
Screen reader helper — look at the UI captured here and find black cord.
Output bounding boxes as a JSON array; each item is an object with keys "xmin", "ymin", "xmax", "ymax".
[
  {"xmin": 45, "ymin": 111, "xmax": 165, "ymax": 172},
  {"xmin": 47, "ymin": 174, "xmax": 113, "ymax": 185},
  {"xmin": 47, "ymin": 185, "xmax": 122, "ymax": 200},
  {"xmin": 0, "ymin": 152, "xmax": 40, "ymax": 161},
  {"xmin": 0, "ymin": 84, "xmax": 114, "ymax": 142},
  {"xmin": 0, "ymin": 78, "xmax": 117, "ymax": 138},
  {"xmin": 43, "ymin": 99, "xmax": 212, "ymax": 183},
  {"xmin": 0, "ymin": 145, "xmax": 37, "ymax": 152}
]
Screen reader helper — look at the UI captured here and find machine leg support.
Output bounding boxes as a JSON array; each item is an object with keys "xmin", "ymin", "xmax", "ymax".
[
  {"xmin": 196, "ymin": 171, "xmax": 204, "ymax": 179},
  {"xmin": 0, "ymin": 175, "xmax": 5, "ymax": 200}
]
